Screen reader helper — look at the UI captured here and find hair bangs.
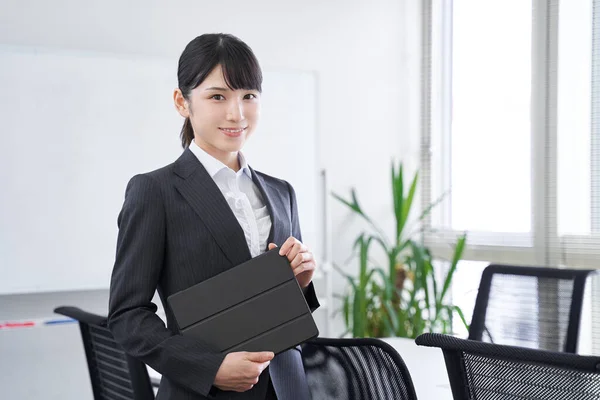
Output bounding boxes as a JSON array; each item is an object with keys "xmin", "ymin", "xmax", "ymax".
[{"xmin": 219, "ymin": 46, "xmax": 262, "ymax": 92}]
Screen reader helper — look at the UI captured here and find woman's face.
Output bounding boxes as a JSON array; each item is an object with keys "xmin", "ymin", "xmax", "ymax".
[{"xmin": 176, "ymin": 64, "xmax": 261, "ymax": 158}]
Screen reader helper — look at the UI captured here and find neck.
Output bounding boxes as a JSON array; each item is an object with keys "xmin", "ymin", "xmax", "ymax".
[{"xmin": 194, "ymin": 138, "xmax": 240, "ymax": 172}]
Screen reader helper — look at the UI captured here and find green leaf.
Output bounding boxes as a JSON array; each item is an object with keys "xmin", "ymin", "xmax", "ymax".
[
  {"xmin": 373, "ymin": 265, "xmax": 394, "ymax": 302},
  {"xmin": 350, "ymin": 188, "xmax": 362, "ymax": 214},
  {"xmin": 334, "ymin": 267, "xmax": 358, "ymax": 293},
  {"xmin": 415, "ymin": 190, "xmax": 449, "ymax": 224},
  {"xmin": 381, "ymin": 310, "xmax": 395, "ymax": 335},
  {"xmin": 369, "ymin": 281, "xmax": 382, "ymax": 301},
  {"xmin": 395, "ymin": 308, "xmax": 409, "ymax": 337},
  {"xmin": 392, "ymin": 162, "xmax": 404, "ymax": 244},
  {"xmin": 370, "ymin": 235, "xmax": 391, "ymax": 257},
  {"xmin": 342, "ymin": 293, "xmax": 350, "ymax": 327},
  {"xmin": 439, "ymin": 233, "xmax": 467, "ymax": 302},
  {"xmin": 408, "ymin": 241, "xmax": 430, "ymax": 318},
  {"xmin": 331, "ymin": 190, "xmax": 363, "ymax": 216},
  {"xmin": 423, "ymin": 259, "xmax": 433, "ymax": 318},
  {"xmin": 331, "ymin": 263, "xmax": 357, "ymax": 283},
  {"xmin": 333, "ymin": 190, "xmax": 387, "ymax": 242},
  {"xmin": 399, "ymin": 170, "xmax": 418, "ymax": 243},
  {"xmin": 429, "ymin": 254, "xmax": 439, "ymax": 308},
  {"xmin": 389, "ymin": 240, "xmax": 410, "ymax": 267},
  {"xmin": 338, "ymin": 328, "xmax": 351, "ymax": 338},
  {"xmin": 411, "ymin": 304, "xmax": 424, "ymax": 338},
  {"xmin": 356, "ymin": 235, "xmax": 373, "ymax": 289},
  {"xmin": 352, "ymin": 288, "xmax": 365, "ymax": 337},
  {"xmin": 383, "ymin": 300, "xmax": 400, "ymax": 334},
  {"xmin": 452, "ymin": 306, "xmax": 470, "ymax": 331},
  {"xmin": 348, "ymin": 234, "xmax": 373, "ymax": 337},
  {"xmin": 449, "ymin": 233, "xmax": 467, "ymax": 271}
]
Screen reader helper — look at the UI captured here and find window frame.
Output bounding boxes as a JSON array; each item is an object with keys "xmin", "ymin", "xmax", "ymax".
[{"xmin": 419, "ymin": 0, "xmax": 600, "ymax": 268}]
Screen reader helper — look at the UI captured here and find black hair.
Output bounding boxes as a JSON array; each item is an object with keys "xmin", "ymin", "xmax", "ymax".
[{"xmin": 177, "ymin": 33, "xmax": 263, "ymax": 148}]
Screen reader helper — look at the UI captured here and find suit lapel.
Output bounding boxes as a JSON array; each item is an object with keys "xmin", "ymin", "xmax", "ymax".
[
  {"xmin": 173, "ymin": 149, "xmax": 251, "ymax": 266},
  {"xmin": 250, "ymin": 167, "xmax": 292, "ymax": 248}
]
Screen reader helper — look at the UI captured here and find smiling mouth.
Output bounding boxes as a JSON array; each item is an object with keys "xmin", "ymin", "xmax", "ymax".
[
  {"xmin": 219, "ymin": 127, "xmax": 246, "ymax": 133},
  {"xmin": 219, "ymin": 127, "xmax": 247, "ymax": 137}
]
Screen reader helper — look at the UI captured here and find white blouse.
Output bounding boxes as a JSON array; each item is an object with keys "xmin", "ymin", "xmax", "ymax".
[{"xmin": 189, "ymin": 140, "xmax": 272, "ymax": 258}]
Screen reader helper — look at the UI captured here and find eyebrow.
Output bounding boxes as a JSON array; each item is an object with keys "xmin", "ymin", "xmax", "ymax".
[{"xmin": 204, "ymin": 86, "xmax": 230, "ymax": 91}]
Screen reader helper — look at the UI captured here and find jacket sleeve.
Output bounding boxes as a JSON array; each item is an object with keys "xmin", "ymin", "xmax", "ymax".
[
  {"xmin": 108, "ymin": 174, "xmax": 225, "ymax": 397},
  {"xmin": 286, "ymin": 181, "xmax": 320, "ymax": 313}
]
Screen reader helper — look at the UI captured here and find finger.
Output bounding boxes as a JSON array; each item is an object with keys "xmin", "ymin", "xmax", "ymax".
[
  {"xmin": 245, "ymin": 351, "xmax": 275, "ymax": 363},
  {"xmin": 243, "ymin": 365, "xmax": 263, "ymax": 381},
  {"xmin": 268, "ymin": 243, "xmax": 277, "ymax": 250},
  {"xmin": 258, "ymin": 361, "xmax": 271, "ymax": 372},
  {"xmin": 287, "ymin": 242, "xmax": 308, "ymax": 264},
  {"xmin": 290, "ymin": 251, "xmax": 313, "ymax": 269},
  {"xmin": 279, "ymin": 236, "xmax": 299, "ymax": 256},
  {"xmin": 236, "ymin": 384, "xmax": 254, "ymax": 392},
  {"xmin": 293, "ymin": 260, "xmax": 315, "ymax": 277},
  {"xmin": 256, "ymin": 361, "xmax": 271, "ymax": 375}
]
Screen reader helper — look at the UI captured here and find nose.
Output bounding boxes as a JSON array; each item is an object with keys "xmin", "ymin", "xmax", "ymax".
[{"xmin": 226, "ymin": 99, "xmax": 244, "ymax": 122}]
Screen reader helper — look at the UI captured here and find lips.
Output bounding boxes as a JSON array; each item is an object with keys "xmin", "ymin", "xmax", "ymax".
[{"xmin": 219, "ymin": 127, "xmax": 247, "ymax": 138}]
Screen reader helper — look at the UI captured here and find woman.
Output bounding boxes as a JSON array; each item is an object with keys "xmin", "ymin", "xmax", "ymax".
[{"xmin": 108, "ymin": 33, "xmax": 319, "ymax": 400}]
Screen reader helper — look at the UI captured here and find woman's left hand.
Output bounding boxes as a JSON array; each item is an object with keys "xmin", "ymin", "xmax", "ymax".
[{"xmin": 268, "ymin": 237, "xmax": 316, "ymax": 288}]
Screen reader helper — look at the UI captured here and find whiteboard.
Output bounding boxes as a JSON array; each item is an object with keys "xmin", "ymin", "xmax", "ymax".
[{"xmin": 0, "ymin": 46, "xmax": 319, "ymax": 294}]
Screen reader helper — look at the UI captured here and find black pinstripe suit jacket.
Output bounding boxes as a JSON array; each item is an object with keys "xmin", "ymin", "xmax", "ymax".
[{"xmin": 108, "ymin": 148, "xmax": 319, "ymax": 400}]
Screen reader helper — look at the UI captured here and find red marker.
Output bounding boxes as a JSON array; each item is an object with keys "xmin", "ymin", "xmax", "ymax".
[{"xmin": 0, "ymin": 321, "xmax": 36, "ymax": 329}]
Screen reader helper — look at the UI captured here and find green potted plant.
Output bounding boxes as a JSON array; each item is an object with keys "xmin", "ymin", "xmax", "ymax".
[{"xmin": 332, "ymin": 161, "xmax": 468, "ymax": 338}]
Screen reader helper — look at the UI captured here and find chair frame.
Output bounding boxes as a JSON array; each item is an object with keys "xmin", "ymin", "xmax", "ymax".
[
  {"xmin": 417, "ymin": 332, "xmax": 600, "ymax": 400},
  {"xmin": 54, "ymin": 306, "xmax": 158, "ymax": 400},
  {"xmin": 468, "ymin": 264, "xmax": 598, "ymax": 353},
  {"xmin": 302, "ymin": 337, "xmax": 418, "ymax": 400}
]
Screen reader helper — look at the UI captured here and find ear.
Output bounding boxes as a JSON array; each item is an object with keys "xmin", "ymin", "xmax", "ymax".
[{"xmin": 173, "ymin": 88, "xmax": 190, "ymax": 118}]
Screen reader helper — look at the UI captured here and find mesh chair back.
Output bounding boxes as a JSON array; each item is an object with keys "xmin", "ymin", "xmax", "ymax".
[
  {"xmin": 417, "ymin": 333, "xmax": 600, "ymax": 400},
  {"xmin": 301, "ymin": 337, "xmax": 417, "ymax": 400},
  {"xmin": 54, "ymin": 306, "xmax": 154, "ymax": 400},
  {"xmin": 468, "ymin": 264, "xmax": 597, "ymax": 352}
]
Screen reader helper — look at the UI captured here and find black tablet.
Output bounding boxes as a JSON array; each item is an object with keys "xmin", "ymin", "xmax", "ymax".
[{"xmin": 167, "ymin": 248, "xmax": 319, "ymax": 354}]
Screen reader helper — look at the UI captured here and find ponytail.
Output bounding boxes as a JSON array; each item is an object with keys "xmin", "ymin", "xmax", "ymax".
[{"xmin": 180, "ymin": 117, "xmax": 194, "ymax": 148}]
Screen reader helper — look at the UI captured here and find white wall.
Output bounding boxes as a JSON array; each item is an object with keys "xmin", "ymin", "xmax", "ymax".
[
  {"xmin": 0, "ymin": 0, "xmax": 422, "ymax": 398},
  {"xmin": 0, "ymin": 0, "xmax": 423, "ymax": 328}
]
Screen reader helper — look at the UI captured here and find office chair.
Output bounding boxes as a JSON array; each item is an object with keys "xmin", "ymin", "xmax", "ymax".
[
  {"xmin": 416, "ymin": 333, "xmax": 600, "ymax": 399},
  {"xmin": 301, "ymin": 337, "xmax": 418, "ymax": 400},
  {"xmin": 54, "ymin": 306, "xmax": 159, "ymax": 400},
  {"xmin": 468, "ymin": 264, "xmax": 598, "ymax": 353}
]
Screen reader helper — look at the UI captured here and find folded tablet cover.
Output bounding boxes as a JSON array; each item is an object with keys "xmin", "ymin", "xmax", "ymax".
[{"xmin": 167, "ymin": 248, "xmax": 319, "ymax": 354}]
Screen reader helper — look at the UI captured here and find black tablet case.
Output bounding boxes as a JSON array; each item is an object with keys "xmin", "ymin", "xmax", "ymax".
[{"xmin": 167, "ymin": 248, "xmax": 319, "ymax": 354}]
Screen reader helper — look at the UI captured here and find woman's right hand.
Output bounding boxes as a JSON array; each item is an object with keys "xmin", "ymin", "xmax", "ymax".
[{"xmin": 213, "ymin": 351, "xmax": 274, "ymax": 392}]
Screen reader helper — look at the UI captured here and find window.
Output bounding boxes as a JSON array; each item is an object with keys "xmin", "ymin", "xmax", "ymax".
[
  {"xmin": 424, "ymin": 0, "xmax": 600, "ymax": 268},
  {"xmin": 426, "ymin": 0, "xmax": 535, "ymax": 258},
  {"xmin": 424, "ymin": 0, "xmax": 600, "ymax": 341},
  {"xmin": 450, "ymin": 0, "xmax": 532, "ymax": 234},
  {"xmin": 557, "ymin": 0, "xmax": 592, "ymax": 237},
  {"xmin": 555, "ymin": 0, "xmax": 600, "ymax": 269}
]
